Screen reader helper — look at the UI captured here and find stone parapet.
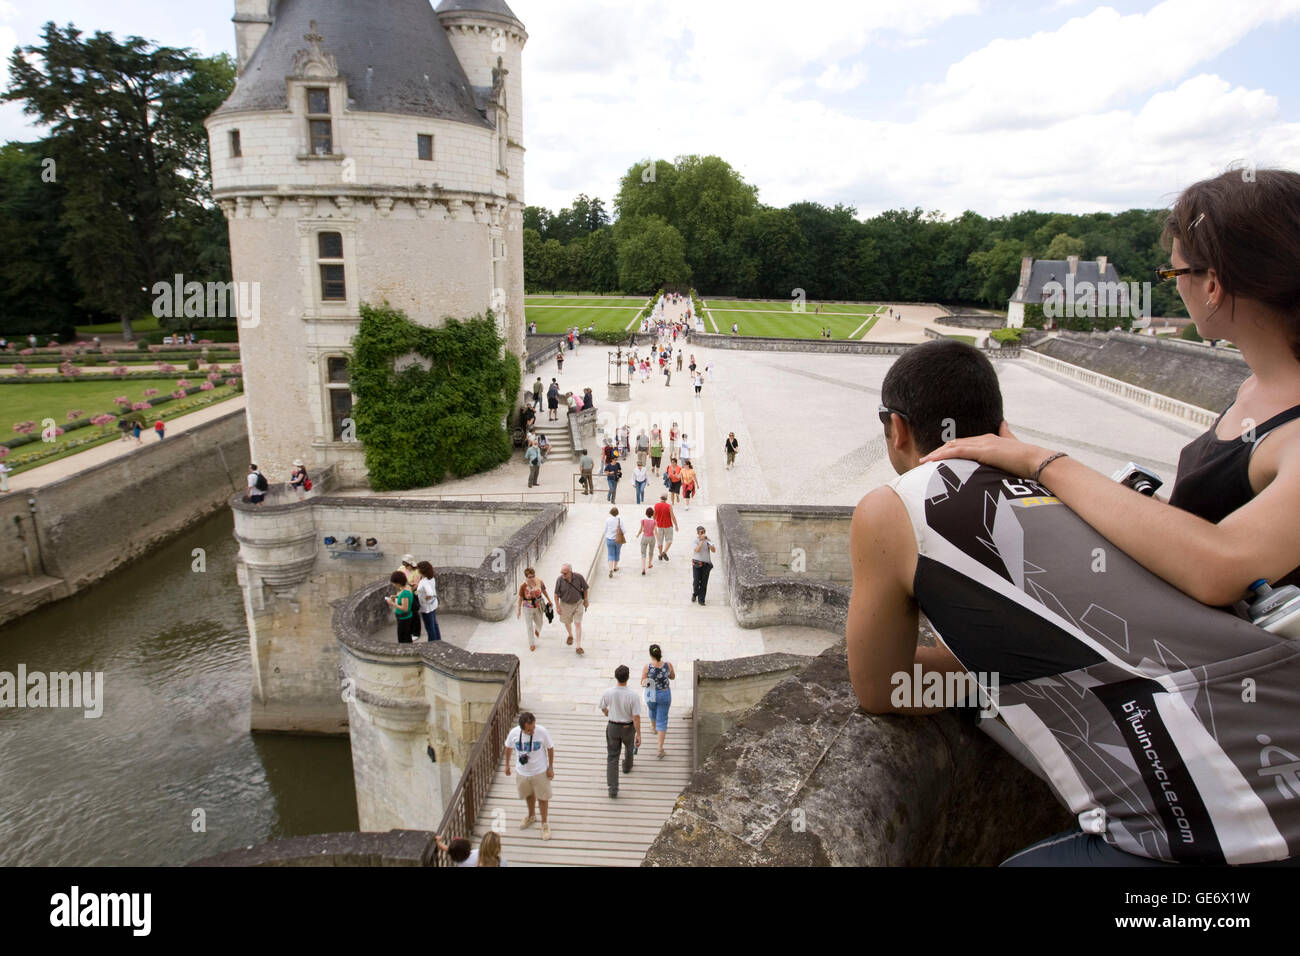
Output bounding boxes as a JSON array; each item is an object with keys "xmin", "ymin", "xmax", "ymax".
[
  {"xmin": 694, "ymin": 653, "xmax": 813, "ymax": 768},
  {"xmin": 644, "ymin": 642, "xmax": 1073, "ymax": 866}
]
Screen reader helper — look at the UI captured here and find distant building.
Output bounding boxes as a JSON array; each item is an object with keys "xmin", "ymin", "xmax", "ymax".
[{"xmin": 1007, "ymin": 255, "xmax": 1147, "ymax": 331}]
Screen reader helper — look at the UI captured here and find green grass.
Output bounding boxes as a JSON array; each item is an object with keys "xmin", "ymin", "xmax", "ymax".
[
  {"xmin": 3, "ymin": 384, "xmax": 239, "ymax": 472},
  {"xmin": 700, "ymin": 309, "xmax": 873, "ymax": 340},
  {"xmin": 944, "ymin": 334, "xmax": 977, "ymax": 344},
  {"xmin": 704, "ymin": 300, "xmax": 885, "ymax": 316},
  {"xmin": 1, "ymin": 379, "xmax": 208, "ymax": 427},
  {"xmin": 74, "ymin": 316, "xmax": 161, "ymax": 335},
  {"xmin": 525, "ymin": 299, "xmax": 646, "ymax": 334}
]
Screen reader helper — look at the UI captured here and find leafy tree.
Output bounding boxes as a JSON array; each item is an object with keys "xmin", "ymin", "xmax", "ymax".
[
  {"xmin": 616, "ymin": 216, "xmax": 689, "ymax": 294},
  {"xmin": 1180, "ymin": 322, "xmax": 1202, "ymax": 342},
  {"xmin": 1043, "ymin": 232, "xmax": 1086, "ymax": 260},
  {"xmin": 968, "ymin": 238, "xmax": 1028, "ymax": 307},
  {"xmin": 731, "ymin": 208, "xmax": 810, "ymax": 299},
  {"xmin": 582, "ymin": 228, "xmax": 620, "ymax": 293},
  {"xmin": 4, "ymin": 24, "xmax": 235, "ymax": 339}
]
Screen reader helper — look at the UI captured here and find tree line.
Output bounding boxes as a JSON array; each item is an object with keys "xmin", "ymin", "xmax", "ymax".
[
  {"xmin": 1, "ymin": 24, "xmax": 235, "ymax": 339},
  {"xmin": 525, "ymin": 155, "xmax": 1188, "ymax": 319}
]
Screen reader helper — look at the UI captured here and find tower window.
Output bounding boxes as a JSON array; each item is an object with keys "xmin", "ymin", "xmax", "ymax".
[
  {"xmin": 318, "ymin": 232, "xmax": 346, "ymax": 301},
  {"xmin": 417, "ymin": 134, "xmax": 433, "ymax": 161},
  {"xmin": 229, "ymin": 130, "xmax": 242, "ymax": 158},
  {"xmin": 306, "ymin": 87, "xmax": 333, "ymax": 155},
  {"xmin": 325, "ymin": 356, "xmax": 353, "ymax": 441}
]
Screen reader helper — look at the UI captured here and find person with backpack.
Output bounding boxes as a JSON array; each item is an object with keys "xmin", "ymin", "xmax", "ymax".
[
  {"xmin": 247, "ymin": 463, "xmax": 268, "ymax": 505},
  {"xmin": 289, "ymin": 460, "xmax": 312, "ymax": 501}
]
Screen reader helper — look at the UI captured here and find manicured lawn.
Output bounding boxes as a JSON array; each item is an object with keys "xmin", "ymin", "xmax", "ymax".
[
  {"xmin": 945, "ymin": 334, "xmax": 977, "ymax": 344},
  {"xmin": 74, "ymin": 316, "xmax": 161, "ymax": 335},
  {"xmin": 704, "ymin": 300, "xmax": 885, "ymax": 316},
  {"xmin": 525, "ymin": 298, "xmax": 647, "ymax": 334},
  {"xmin": 699, "ymin": 309, "xmax": 872, "ymax": 340}
]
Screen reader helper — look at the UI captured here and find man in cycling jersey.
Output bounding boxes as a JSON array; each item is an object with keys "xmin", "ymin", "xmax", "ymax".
[{"xmin": 847, "ymin": 340, "xmax": 1300, "ymax": 866}]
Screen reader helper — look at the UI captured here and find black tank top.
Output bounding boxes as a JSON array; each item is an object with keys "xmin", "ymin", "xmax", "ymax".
[{"xmin": 1168, "ymin": 401, "xmax": 1300, "ymax": 586}]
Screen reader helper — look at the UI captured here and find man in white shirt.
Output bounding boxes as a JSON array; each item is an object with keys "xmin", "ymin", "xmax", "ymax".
[
  {"xmin": 599, "ymin": 666, "xmax": 643, "ymax": 798},
  {"xmin": 503, "ymin": 712, "xmax": 555, "ymax": 840},
  {"xmin": 679, "ymin": 434, "xmax": 692, "ymax": 462}
]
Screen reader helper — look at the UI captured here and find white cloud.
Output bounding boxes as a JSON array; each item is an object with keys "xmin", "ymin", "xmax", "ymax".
[
  {"xmin": 0, "ymin": 2, "xmax": 18, "ymax": 22},
  {"xmin": 815, "ymin": 62, "xmax": 868, "ymax": 93}
]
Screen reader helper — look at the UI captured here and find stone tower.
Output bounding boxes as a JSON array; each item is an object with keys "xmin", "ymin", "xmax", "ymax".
[{"xmin": 206, "ymin": 0, "xmax": 527, "ymax": 487}]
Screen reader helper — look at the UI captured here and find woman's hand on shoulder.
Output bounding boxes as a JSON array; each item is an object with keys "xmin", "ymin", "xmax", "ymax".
[{"xmin": 919, "ymin": 421, "xmax": 1048, "ymax": 477}]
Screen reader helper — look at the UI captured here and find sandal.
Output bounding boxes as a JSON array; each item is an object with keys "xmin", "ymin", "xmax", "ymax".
[
  {"xmin": 576, "ymin": 646, "xmax": 585, "ymax": 655},
  {"xmin": 529, "ymin": 644, "xmax": 536, "ymax": 651},
  {"xmin": 566, "ymin": 636, "xmax": 573, "ymax": 645}
]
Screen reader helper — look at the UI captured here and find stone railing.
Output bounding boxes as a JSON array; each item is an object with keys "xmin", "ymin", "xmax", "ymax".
[
  {"xmin": 694, "ymin": 653, "xmax": 812, "ymax": 769},
  {"xmin": 935, "ymin": 312, "xmax": 1006, "ymax": 330},
  {"xmin": 683, "ymin": 333, "xmax": 916, "ymax": 356},
  {"xmin": 1019, "ymin": 348, "xmax": 1218, "ymax": 427},
  {"xmin": 644, "ymin": 641, "xmax": 1073, "ymax": 866}
]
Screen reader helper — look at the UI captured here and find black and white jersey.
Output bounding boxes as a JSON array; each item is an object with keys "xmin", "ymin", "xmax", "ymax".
[{"xmin": 888, "ymin": 459, "xmax": 1300, "ymax": 864}]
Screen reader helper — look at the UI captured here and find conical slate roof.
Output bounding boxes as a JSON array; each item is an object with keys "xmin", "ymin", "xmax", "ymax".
[
  {"xmin": 215, "ymin": 0, "xmax": 489, "ymax": 127},
  {"xmin": 435, "ymin": 0, "xmax": 522, "ymax": 22}
]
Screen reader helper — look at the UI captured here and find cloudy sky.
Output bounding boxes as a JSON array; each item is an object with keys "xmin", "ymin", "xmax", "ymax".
[{"xmin": 2, "ymin": 0, "xmax": 1298, "ymax": 218}]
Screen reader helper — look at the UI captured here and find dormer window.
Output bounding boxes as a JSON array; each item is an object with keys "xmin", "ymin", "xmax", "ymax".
[
  {"xmin": 306, "ymin": 87, "xmax": 333, "ymax": 155},
  {"xmin": 230, "ymin": 130, "xmax": 242, "ymax": 158}
]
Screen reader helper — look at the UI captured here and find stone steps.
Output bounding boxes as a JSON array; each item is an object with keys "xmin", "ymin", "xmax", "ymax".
[{"xmin": 470, "ymin": 710, "xmax": 692, "ymax": 867}]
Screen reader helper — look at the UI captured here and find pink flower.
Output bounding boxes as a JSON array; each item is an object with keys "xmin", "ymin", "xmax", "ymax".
[
  {"xmin": 132, "ymin": 402, "xmax": 151, "ymax": 411},
  {"xmin": 158, "ymin": 363, "xmax": 177, "ymax": 374},
  {"xmin": 18, "ymin": 348, "xmax": 33, "ymax": 356},
  {"xmin": 230, "ymin": 364, "xmax": 242, "ymax": 375},
  {"xmin": 171, "ymin": 390, "xmax": 186, "ymax": 399},
  {"xmin": 199, "ymin": 381, "xmax": 215, "ymax": 391},
  {"xmin": 61, "ymin": 348, "xmax": 76, "ymax": 358},
  {"xmin": 207, "ymin": 364, "xmax": 221, "ymax": 372},
  {"xmin": 0, "ymin": 447, "xmax": 8, "ymax": 461},
  {"xmin": 148, "ymin": 345, "xmax": 162, "ymax": 353},
  {"xmin": 143, "ymin": 388, "xmax": 159, "ymax": 398},
  {"xmin": 176, "ymin": 379, "xmax": 191, "ymax": 389},
  {"xmin": 90, "ymin": 414, "xmax": 116, "ymax": 426},
  {"xmin": 12, "ymin": 363, "xmax": 27, "ymax": 376},
  {"xmin": 66, "ymin": 410, "xmax": 85, "ymax": 421},
  {"xmin": 225, "ymin": 378, "xmax": 239, "ymax": 388},
  {"xmin": 102, "ymin": 346, "xmax": 115, "ymax": 355},
  {"xmin": 113, "ymin": 395, "xmax": 130, "ymax": 406},
  {"xmin": 113, "ymin": 366, "xmax": 128, "ymax": 376},
  {"xmin": 59, "ymin": 362, "xmax": 82, "ymax": 377},
  {"xmin": 207, "ymin": 372, "xmax": 222, "ymax": 382},
  {"xmin": 198, "ymin": 339, "xmax": 213, "ymax": 344},
  {"xmin": 13, "ymin": 421, "xmax": 36, "ymax": 434}
]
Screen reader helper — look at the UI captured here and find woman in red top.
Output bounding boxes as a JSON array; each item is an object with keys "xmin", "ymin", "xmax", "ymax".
[
  {"xmin": 665, "ymin": 458, "xmax": 683, "ymax": 506},
  {"xmin": 636, "ymin": 507, "xmax": 658, "ymax": 574},
  {"xmin": 515, "ymin": 567, "xmax": 550, "ymax": 652}
]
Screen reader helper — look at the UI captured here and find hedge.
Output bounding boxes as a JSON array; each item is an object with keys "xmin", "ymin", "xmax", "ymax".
[{"xmin": 349, "ymin": 303, "xmax": 521, "ymax": 491}]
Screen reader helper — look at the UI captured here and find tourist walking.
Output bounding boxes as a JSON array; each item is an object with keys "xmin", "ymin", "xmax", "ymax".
[
  {"xmin": 667, "ymin": 423, "xmax": 679, "ymax": 461},
  {"xmin": 532, "ymin": 377, "xmax": 543, "ymax": 411},
  {"xmin": 653, "ymin": 493, "xmax": 678, "ymax": 562},
  {"xmin": 386, "ymin": 570, "xmax": 417, "ymax": 643},
  {"xmin": 650, "ymin": 434, "xmax": 664, "ymax": 475},
  {"xmin": 690, "ymin": 526, "xmax": 717, "ymax": 605},
  {"xmin": 247, "ymin": 463, "xmax": 268, "ymax": 505},
  {"xmin": 636, "ymin": 429, "xmax": 650, "ymax": 467},
  {"xmin": 600, "ymin": 665, "xmax": 643, "ymax": 798},
  {"xmin": 725, "ymin": 432, "xmax": 739, "ymax": 470},
  {"xmin": 516, "ymin": 567, "xmax": 550, "ymax": 651},
  {"xmin": 637, "ymin": 507, "xmax": 657, "ymax": 573},
  {"xmin": 416, "ymin": 560, "xmax": 442, "ymax": 642},
  {"xmin": 154, "ymin": 418, "xmax": 166, "ymax": 441},
  {"xmin": 676, "ymin": 351, "xmax": 683, "ymax": 372},
  {"xmin": 604, "ymin": 507, "xmax": 628, "ymax": 577},
  {"xmin": 503, "ymin": 712, "xmax": 554, "ymax": 841},
  {"xmin": 579, "ymin": 448, "xmax": 594, "ymax": 496},
  {"xmin": 604, "ymin": 455, "xmax": 622, "ymax": 503},
  {"xmin": 525, "ymin": 438, "xmax": 542, "ymax": 488},
  {"xmin": 665, "ymin": 458, "xmax": 683, "ymax": 506},
  {"xmin": 693, "ymin": 371, "xmax": 703, "ymax": 398},
  {"xmin": 633, "ymin": 461, "xmax": 648, "ymax": 504},
  {"xmin": 554, "ymin": 563, "xmax": 590, "ymax": 654},
  {"xmin": 556, "ymin": 346, "xmax": 564, "ymax": 372},
  {"xmin": 681, "ymin": 460, "xmax": 699, "ymax": 511},
  {"xmin": 132, "ymin": 420, "xmax": 143, "ymax": 445},
  {"xmin": 640, "ymin": 645, "xmax": 676, "ymax": 758},
  {"xmin": 547, "ymin": 379, "xmax": 561, "ymax": 421},
  {"xmin": 0, "ymin": 461, "xmax": 10, "ymax": 493},
  {"xmin": 706, "ymin": 361, "xmax": 713, "ymax": 382},
  {"xmin": 679, "ymin": 434, "xmax": 692, "ymax": 463}
]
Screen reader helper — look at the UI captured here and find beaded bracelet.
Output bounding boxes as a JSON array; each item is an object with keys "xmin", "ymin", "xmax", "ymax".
[{"xmin": 1033, "ymin": 451, "xmax": 1069, "ymax": 484}]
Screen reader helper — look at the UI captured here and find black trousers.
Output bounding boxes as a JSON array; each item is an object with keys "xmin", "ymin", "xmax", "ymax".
[
  {"xmin": 396, "ymin": 616, "xmax": 416, "ymax": 644},
  {"xmin": 606, "ymin": 722, "xmax": 635, "ymax": 792},
  {"xmin": 692, "ymin": 561, "xmax": 713, "ymax": 602}
]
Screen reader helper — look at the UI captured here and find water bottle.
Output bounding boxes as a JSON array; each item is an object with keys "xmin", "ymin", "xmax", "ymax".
[{"xmin": 1246, "ymin": 579, "xmax": 1300, "ymax": 638}]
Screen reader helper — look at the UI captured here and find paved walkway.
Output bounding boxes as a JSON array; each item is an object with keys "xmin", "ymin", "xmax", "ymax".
[{"xmin": 4, "ymin": 396, "xmax": 247, "ymax": 493}]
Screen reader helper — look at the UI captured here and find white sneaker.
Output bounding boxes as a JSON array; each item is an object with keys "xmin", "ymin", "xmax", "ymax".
[
  {"xmin": 541, "ymin": 823, "xmax": 552, "ymax": 841},
  {"xmin": 521, "ymin": 815, "xmax": 537, "ymax": 830}
]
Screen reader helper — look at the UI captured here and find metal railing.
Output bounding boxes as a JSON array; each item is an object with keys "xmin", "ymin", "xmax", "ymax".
[{"xmin": 426, "ymin": 661, "xmax": 521, "ymax": 866}]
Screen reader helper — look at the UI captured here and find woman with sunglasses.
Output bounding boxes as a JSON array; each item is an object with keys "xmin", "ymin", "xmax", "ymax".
[{"xmin": 923, "ymin": 168, "xmax": 1300, "ymax": 608}]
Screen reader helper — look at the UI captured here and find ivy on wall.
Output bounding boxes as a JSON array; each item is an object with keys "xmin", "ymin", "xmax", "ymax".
[{"xmin": 350, "ymin": 303, "xmax": 521, "ymax": 491}]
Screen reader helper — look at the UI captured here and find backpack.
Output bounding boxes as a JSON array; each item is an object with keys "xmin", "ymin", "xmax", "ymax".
[{"xmin": 254, "ymin": 471, "xmax": 268, "ymax": 491}]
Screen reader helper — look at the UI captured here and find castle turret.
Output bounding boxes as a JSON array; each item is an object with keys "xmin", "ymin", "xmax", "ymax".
[{"xmin": 205, "ymin": 0, "xmax": 527, "ymax": 486}]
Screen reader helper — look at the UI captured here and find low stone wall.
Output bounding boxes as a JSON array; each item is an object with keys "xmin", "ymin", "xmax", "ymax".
[
  {"xmin": 194, "ymin": 829, "xmax": 435, "ymax": 867},
  {"xmin": 0, "ymin": 408, "xmax": 249, "ymax": 625},
  {"xmin": 718, "ymin": 504, "xmax": 852, "ymax": 632},
  {"xmin": 523, "ymin": 333, "xmax": 566, "ymax": 372},
  {"xmin": 1032, "ymin": 331, "xmax": 1247, "ymax": 411},
  {"xmin": 694, "ymin": 653, "xmax": 812, "ymax": 769},
  {"xmin": 936, "ymin": 313, "xmax": 1005, "ymax": 330},
  {"xmin": 334, "ymin": 579, "xmax": 518, "ymax": 832},
  {"xmin": 681, "ymin": 333, "xmax": 915, "ymax": 356},
  {"xmin": 234, "ymin": 494, "xmax": 565, "ymax": 734},
  {"xmin": 644, "ymin": 641, "xmax": 1074, "ymax": 866}
]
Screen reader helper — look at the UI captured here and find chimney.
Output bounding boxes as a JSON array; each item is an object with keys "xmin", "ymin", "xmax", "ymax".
[
  {"xmin": 1096, "ymin": 255, "xmax": 1108, "ymax": 276},
  {"xmin": 1067, "ymin": 255, "xmax": 1079, "ymax": 276},
  {"xmin": 233, "ymin": 0, "xmax": 274, "ymax": 74},
  {"xmin": 1018, "ymin": 256, "xmax": 1033, "ymax": 289}
]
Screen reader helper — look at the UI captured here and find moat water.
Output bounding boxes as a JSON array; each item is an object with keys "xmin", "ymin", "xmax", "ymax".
[{"xmin": 0, "ymin": 510, "xmax": 358, "ymax": 866}]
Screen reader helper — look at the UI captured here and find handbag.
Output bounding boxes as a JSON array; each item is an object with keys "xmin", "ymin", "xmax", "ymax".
[
  {"xmin": 303, "ymin": 476, "xmax": 313, "ymax": 491},
  {"xmin": 544, "ymin": 601, "xmax": 554, "ymax": 623},
  {"xmin": 614, "ymin": 522, "xmax": 627, "ymax": 546}
]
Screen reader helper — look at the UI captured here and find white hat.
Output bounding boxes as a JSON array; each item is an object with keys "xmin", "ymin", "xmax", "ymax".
[
  {"xmin": 293, "ymin": 459, "xmax": 304, "ymax": 467},
  {"xmin": 401, "ymin": 554, "xmax": 416, "ymax": 566}
]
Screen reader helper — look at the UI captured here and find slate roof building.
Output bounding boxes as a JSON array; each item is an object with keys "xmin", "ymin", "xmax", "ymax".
[
  {"xmin": 206, "ymin": 0, "xmax": 528, "ymax": 488},
  {"xmin": 1007, "ymin": 255, "xmax": 1144, "ymax": 330}
]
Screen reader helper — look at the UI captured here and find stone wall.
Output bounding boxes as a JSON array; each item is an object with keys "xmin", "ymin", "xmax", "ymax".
[
  {"xmin": 0, "ymin": 409, "xmax": 249, "ymax": 625},
  {"xmin": 333, "ymin": 579, "xmax": 518, "ymax": 832},
  {"xmin": 694, "ymin": 653, "xmax": 812, "ymax": 769},
  {"xmin": 233, "ymin": 493, "xmax": 564, "ymax": 734},
  {"xmin": 936, "ymin": 313, "xmax": 1006, "ymax": 330},
  {"xmin": 645, "ymin": 642, "xmax": 1074, "ymax": 866},
  {"xmin": 194, "ymin": 829, "xmax": 435, "ymax": 867},
  {"xmin": 683, "ymin": 333, "xmax": 915, "ymax": 356},
  {"xmin": 718, "ymin": 504, "xmax": 852, "ymax": 632},
  {"xmin": 1032, "ymin": 331, "xmax": 1248, "ymax": 411}
]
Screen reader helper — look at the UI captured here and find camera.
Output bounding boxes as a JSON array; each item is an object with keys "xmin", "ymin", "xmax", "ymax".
[
  {"xmin": 1110, "ymin": 461, "xmax": 1163, "ymax": 496},
  {"xmin": 518, "ymin": 753, "xmax": 529, "ymax": 766}
]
